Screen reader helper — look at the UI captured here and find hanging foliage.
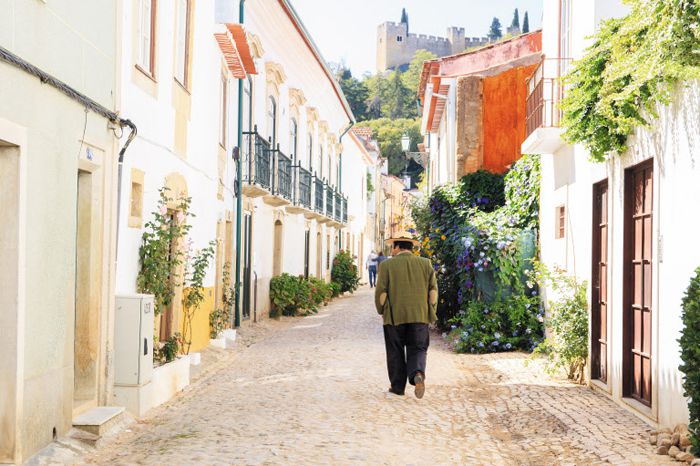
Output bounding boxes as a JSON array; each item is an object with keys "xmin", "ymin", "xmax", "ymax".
[{"xmin": 560, "ymin": 0, "xmax": 700, "ymax": 162}]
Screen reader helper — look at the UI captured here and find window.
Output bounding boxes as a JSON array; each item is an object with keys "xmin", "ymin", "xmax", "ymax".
[
  {"xmin": 318, "ymin": 145, "xmax": 324, "ymax": 180},
  {"xmin": 219, "ymin": 74, "xmax": 227, "ymax": 147},
  {"xmin": 289, "ymin": 119, "xmax": 298, "ymax": 162},
  {"xmin": 307, "ymin": 134, "xmax": 313, "ymax": 171},
  {"xmin": 396, "ymin": 35, "xmax": 403, "ymax": 42},
  {"xmin": 137, "ymin": 0, "xmax": 157, "ymax": 75},
  {"xmin": 556, "ymin": 205, "xmax": 566, "ymax": 239},
  {"xmin": 129, "ymin": 169, "xmax": 145, "ymax": 228},
  {"xmin": 267, "ymin": 97, "xmax": 277, "ymax": 145},
  {"xmin": 560, "ymin": 0, "xmax": 572, "ymax": 74},
  {"xmin": 174, "ymin": 0, "xmax": 191, "ymax": 86},
  {"xmin": 243, "ymin": 76, "xmax": 253, "ymax": 133}
]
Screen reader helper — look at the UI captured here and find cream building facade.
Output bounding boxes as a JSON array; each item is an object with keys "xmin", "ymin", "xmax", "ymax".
[
  {"xmin": 233, "ymin": 0, "xmax": 356, "ymax": 321},
  {"xmin": 524, "ymin": 0, "xmax": 692, "ymax": 429},
  {"xmin": 0, "ymin": 1, "xmax": 123, "ymax": 463}
]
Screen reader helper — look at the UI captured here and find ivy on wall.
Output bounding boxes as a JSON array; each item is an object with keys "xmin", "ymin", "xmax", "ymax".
[{"xmin": 560, "ymin": 0, "xmax": 700, "ymax": 161}]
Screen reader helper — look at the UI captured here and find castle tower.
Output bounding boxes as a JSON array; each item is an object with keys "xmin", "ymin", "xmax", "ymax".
[
  {"xmin": 376, "ymin": 21, "xmax": 409, "ymax": 72},
  {"xmin": 446, "ymin": 27, "xmax": 465, "ymax": 55}
]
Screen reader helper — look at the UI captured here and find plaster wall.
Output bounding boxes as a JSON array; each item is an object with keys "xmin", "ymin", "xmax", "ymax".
[
  {"xmin": 116, "ymin": 0, "xmax": 234, "ymax": 349},
  {"xmin": 0, "ymin": 0, "xmax": 118, "ymax": 462}
]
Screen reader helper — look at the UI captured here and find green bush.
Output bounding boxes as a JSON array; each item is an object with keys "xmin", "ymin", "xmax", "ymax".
[
  {"xmin": 529, "ymin": 262, "xmax": 589, "ymax": 383},
  {"xmin": 308, "ymin": 276, "xmax": 332, "ymax": 305},
  {"xmin": 270, "ymin": 274, "xmax": 318, "ymax": 317},
  {"xmin": 680, "ymin": 267, "xmax": 700, "ymax": 455},
  {"xmin": 449, "ymin": 294, "xmax": 543, "ymax": 354},
  {"xmin": 459, "ymin": 170, "xmax": 505, "ymax": 213},
  {"xmin": 331, "ymin": 250, "xmax": 360, "ymax": 293}
]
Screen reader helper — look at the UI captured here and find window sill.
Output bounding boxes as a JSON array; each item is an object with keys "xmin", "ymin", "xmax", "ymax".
[
  {"xmin": 174, "ymin": 77, "xmax": 191, "ymax": 95},
  {"xmin": 135, "ymin": 64, "xmax": 157, "ymax": 83}
]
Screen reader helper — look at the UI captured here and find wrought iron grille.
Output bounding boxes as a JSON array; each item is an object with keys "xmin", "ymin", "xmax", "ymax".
[
  {"xmin": 314, "ymin": 177, "xmax": 324, "ymax": 213},
  {"xmin": 242, "ymin": 127, "xmax": 271, "ymax": 189},
  {"xmin": 334, "ymin": 190, "xmax": 341, "ymax": 222},
  {"xmin": 297, "ymin": 167, "xmax": 312, "ymax": 208},
  {"xmin": 275, "ymin": 149, "xmax": 293, "ymax": 200},
  {"xmin": 325, "ymin": 184, "xmax": 334, "ymax": 218}
]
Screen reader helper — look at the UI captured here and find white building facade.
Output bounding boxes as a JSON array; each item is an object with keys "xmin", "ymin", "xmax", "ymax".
[{"xmin": 524, "ymin": 0, "xmax": 692, "ymax": 428}]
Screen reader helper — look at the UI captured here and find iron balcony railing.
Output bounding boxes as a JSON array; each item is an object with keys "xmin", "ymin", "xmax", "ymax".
[
  {"xmin": 525, "ymin": 58, "xmax": 572, "ymax": 140},
  {"xmin": 296, "ymin": 166, "xmax": 312, "ymax": 209},
  {"xmin": 334, "ymin": 190, "xmax": 341, "ymax": 222},
  {"xmin": 342, "ymin": 196, "xmax": 348, "ymax": 224},
  {"xmin": 314, "ymin": 176, "xmax": 324, "ymax": 213},
  {"xmin": 325, "ymin": 184, "xmax": 334, "ymax": 218},
  {"xmin": 273, "ymin": 147, "xmax": 293, "ymax": 201},
  {"xmin": 242, "ymin": 126, "xmax": 272, "ymax": 190}
]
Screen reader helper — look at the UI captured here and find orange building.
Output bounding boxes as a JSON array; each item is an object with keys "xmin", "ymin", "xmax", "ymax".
[{"xmin": 418, "ymin": 31, "xmax": 542, "ymax": 186}]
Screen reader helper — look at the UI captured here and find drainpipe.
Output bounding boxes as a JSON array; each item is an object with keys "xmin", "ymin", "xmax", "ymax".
[
  {"xmin": 233, "ymin": 0, "xmax": 246, "ymax": 328},
  {"xmin": 115, "ymin": 120, "xmax": 138, "ymax": 257},
  {"xmin": 337, "ymin": 121, "xmax": 354, "ymax": 250}
]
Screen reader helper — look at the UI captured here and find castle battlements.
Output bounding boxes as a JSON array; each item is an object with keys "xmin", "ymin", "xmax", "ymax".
[{"xmin": 376, "ymin": 11, "xmax": 489, "ymax": 72}]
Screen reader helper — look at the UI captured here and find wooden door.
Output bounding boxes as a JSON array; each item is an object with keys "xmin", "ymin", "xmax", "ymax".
[
  {"xmin": 591, "ymin": 180, "xmax": 608, "ymax": 383},
  {"xmin": 242, "ymin": 213, "xmax": 252, "ymax": 320},
  {"xmin": 623, "ymin": 160, "xmax": 653, "ymax": 405}
]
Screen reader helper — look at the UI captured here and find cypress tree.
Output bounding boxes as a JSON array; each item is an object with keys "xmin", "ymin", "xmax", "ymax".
[
  {"xmin": 400, "ymin": 8, "xmax": 409, "ymax": 34},
  {"xmin": 511, "ymin": 8, "xmax": 520, "ymax": 30},
  {"xmin": 523, "ymin": 11, "xmax": 530, "ymax": 33}
]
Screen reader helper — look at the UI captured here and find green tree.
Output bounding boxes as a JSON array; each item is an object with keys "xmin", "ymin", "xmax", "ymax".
[
  {"xmin": 387, "ymin": 70, "xmax": 412, "ymax": 119},
  {"xmin": 488, "ymin": 17, "xmax": 503, "ymax": 41},
  {"xmin": 522, "ymin": 11, "xmax": 530, "ymax": 33},
  {"xmin": 362, "ymin": 118, "xmax": 422, "ymax": 175},
  {"xmin": 402, "ymin": 49, "xmax": 437, "ymax": 96},
  {"xmin": 336, "ymin": 66, "xmax": 369, "ymax": 121},
  {"xmin": 511, "ymin": 8, "xmax": 520, "ymax": 30}
]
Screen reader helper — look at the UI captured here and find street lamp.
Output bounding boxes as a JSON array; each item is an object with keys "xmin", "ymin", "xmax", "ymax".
[{"xmin": 401, "ymin": 133, "xmax": 410, "ymax": 152}]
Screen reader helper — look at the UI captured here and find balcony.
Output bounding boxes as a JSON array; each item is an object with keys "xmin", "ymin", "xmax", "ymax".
[
  {"xmin": 522, "ymin": 59, "xmax": 571, "ymax": 155},
  {"xmin": 342, "ymin": 196, "xmax": 347, "ymax": 225},
  {"xmin": 287, "ymin": 165, "xmax": 313, "ymax": 216},
  {"xmin": 242, "ymin": 127, "xmax": 272, "ymax": 197},
  {"xmin": 263, "ymin": 147, "xmax": 293, "ymax": 207}
]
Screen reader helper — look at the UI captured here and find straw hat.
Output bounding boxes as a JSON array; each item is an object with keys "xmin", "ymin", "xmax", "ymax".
[{"xmin": 385, "ymin": 231, "xmax": 421, "ymax": 247}]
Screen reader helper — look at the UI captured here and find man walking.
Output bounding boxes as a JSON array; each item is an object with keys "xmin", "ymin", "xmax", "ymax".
[
  {"xmin": 375, "ymin": 235, "xmax": 438, "ymax": 398},
  {"xmin": 366, "ymin": 250, "xmax": 378, "ymax": 288}
]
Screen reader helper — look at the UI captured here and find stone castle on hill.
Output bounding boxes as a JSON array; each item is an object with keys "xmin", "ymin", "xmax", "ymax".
[{"xmin": 376, "ymin": 10, "xmax": 490, "ymax": 72}]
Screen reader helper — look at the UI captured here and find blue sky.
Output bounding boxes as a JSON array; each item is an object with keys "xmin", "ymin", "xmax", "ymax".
[{"xmin": 291, "ymin": 0, "xmax": 544, "ymax": 76}]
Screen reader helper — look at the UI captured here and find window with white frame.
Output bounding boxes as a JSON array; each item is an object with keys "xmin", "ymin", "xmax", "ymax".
[
  {"xmin": 560, "ymin": 0, "xmax": 572, "ymax": 73},
  {"xmin": 174, "ymin": 0, "xmax": 190, "ymax": 86},
  {"xmin": 290, "ymin": 119, "xmax": 298, "ymax": 162},
  {"xmin": 219, "ymin": 73, "xmax": 227, "ymax": 147},
  {"xmin": 137, "ymin": 0, "xmax": 156, "ymax": 75},
  {"xmin": 308, "ymin": 134, "xmax": 313, "ymax": 171}
]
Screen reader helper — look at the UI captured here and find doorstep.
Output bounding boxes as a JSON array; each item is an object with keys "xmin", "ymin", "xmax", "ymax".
[{"xmin": 72, "ymin": 406, "xmax": 125, "ymax": 436}]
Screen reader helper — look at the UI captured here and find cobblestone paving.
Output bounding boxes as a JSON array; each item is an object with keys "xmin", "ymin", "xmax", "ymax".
[{"xmin": 83, "ymin": 287, "xmax": 673, "ymax": 465}]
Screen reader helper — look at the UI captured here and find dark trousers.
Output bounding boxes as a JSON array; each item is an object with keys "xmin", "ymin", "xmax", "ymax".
[
  {"xmin": 368, "ymin": 265, "xmax": 377, "ymax": 287},
  {"xmin": 383, "ymin": 323, "xmax": 429, "ymax": 394}
]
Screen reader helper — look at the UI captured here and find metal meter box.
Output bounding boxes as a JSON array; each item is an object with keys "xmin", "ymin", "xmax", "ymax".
[{"xmin": 114, "ymin": 294, "xmax": 154, "ymax": 386}]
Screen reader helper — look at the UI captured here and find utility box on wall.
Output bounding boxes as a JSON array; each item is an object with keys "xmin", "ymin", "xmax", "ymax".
[{"xmin": 113, "ymin": 294, "xmax": 154, "ymax": 416}]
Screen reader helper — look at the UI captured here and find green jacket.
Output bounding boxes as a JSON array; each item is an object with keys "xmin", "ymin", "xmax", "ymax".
[{"xmin": 374, "ymin": 252, "xmax": 438, "ymax": 325}]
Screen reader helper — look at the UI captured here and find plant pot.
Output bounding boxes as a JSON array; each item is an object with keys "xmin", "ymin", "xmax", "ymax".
[
  {"xmin": 210, "ymin": 336, "xmax": 226, "ymax": 349},
  {"xmin": 189, "ymin": 352, "xmax": 201, "ymax": 365}
]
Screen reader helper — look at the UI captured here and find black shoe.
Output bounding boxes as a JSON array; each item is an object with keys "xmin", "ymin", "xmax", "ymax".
[
  {"xmin": 388, "ymin": 388, "xmax": 404, "ymax": 396},
  {"xmin": 414, "ymin": 372, "xmax": 425, "ymax": 399}
]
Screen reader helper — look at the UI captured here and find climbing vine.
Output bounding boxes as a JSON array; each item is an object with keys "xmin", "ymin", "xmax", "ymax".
[
  {"xmin": 560, "ymin": 0, "xmax": 700, "ymax": 161},
  {"xmin": 181, "ymin": 241, "xmax": 215, "ymax": 355}
]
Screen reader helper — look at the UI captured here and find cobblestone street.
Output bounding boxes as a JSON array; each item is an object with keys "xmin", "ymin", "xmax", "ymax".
[{"xmin": 82, "ymin": 287, "xmax": 672, "ymax": 465}]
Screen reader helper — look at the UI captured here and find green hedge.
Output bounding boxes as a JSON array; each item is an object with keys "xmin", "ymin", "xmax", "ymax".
[
  {"xmin": 680, "ymin": 267, "xmax": 700, "ymax": 455},
  {"xmin": 270, "ymin": 274, "xmax": 333, "ymax": 317}
]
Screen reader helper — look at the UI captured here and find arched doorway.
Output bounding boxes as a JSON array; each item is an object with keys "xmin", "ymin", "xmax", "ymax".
[{"xmin": 273, "ymin": 219, "xmax": 283, "ymax": 276}]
